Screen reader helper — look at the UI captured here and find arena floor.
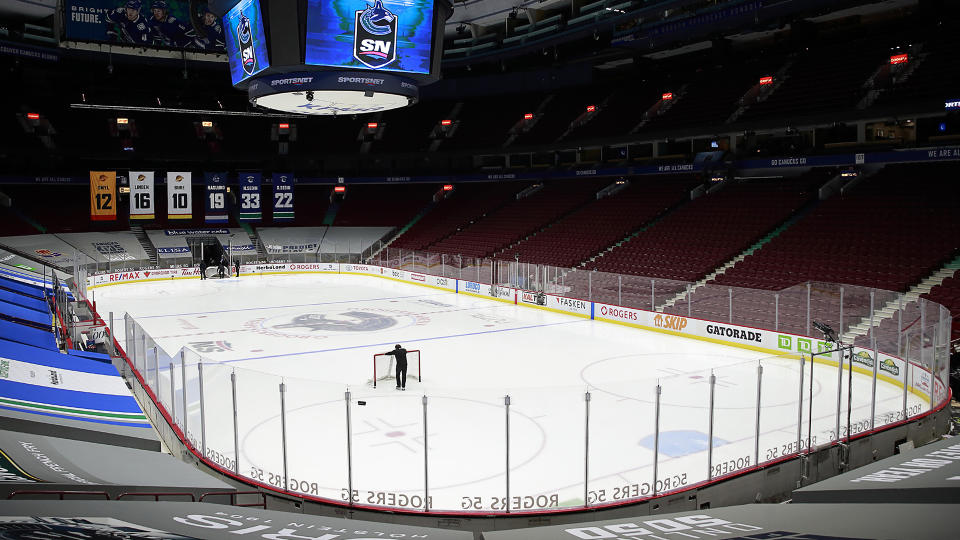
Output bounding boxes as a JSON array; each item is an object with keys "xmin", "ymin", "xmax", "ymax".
[{"xmin": 94, "ymin": 273, "xmax": 925, "ymax": 513}]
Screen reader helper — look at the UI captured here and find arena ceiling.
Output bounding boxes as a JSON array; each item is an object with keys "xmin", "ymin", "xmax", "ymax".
[{"xmin": 445, "ymin": 0, "xmax": 572, "ymax": 33}]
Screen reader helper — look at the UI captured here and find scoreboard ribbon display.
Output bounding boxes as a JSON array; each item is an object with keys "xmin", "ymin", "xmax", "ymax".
[
  {"xmin": 238, "ymin": 172, "xmax": 262, "ymax": 221},
  {"xmin": 128, "ymin": 171, "xmax": 155, "ymax": 220},
  {"xmin": 89, "ymin": 171, "xmax": 116, "ymax": 221},
  {"xmin": 272, "ymin": 172, "xmax": 294, "ymax": 221},
  {"xmin": 167, "ymin": 171, "xmax": 193, "ymax": 220},
  {"xmin": 205, "ymin": 172, "xmax": 228, "ymax": 224}
]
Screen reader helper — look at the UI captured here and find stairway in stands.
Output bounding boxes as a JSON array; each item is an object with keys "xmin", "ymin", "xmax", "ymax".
[
  {"xmin": 239, "ymin": 223, "xmax": 267, "ymax": 260},
  {"xmin": 841, "ymin": 254, "xmax": 960, "ymax": 344},
  {"xmin": 366, "ymin": 199, "xmax": 438, "ymax": 262},
  {"xmin": 130, "ymin": 226, "xmax": 157, "ymax": 266},
  {"xmin": 659, "ymin": 195, "xmax": 820, "ymax": 311}
]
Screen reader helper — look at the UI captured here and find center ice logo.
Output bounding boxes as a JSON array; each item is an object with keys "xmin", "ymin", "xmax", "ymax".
[
  {"xmin": 353, "ymin": 0, "xmax": 398, "ymax": 69},
  {"xmin": 274, "ymin": 311, "xmax": 396, "ymax": 332}
]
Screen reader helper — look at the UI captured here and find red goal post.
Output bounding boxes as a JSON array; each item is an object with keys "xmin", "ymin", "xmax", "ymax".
[{"xmin": 371, "ymin": 350, "xmax": 421, "ymax": 388}]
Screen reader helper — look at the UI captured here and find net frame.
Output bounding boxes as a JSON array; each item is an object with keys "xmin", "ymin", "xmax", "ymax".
[{"xmin": 371, "ymin": 349, "xmax": 421, "ymax": 388}]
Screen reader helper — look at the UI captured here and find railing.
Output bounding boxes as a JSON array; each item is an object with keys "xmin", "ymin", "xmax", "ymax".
[
  {"xmin": 7, "ymin": 490, "xmax": 111, "ymax": 500},
  {"xmin": 97, "ymin": 249, "xmax": 951, "ymax": 515}
]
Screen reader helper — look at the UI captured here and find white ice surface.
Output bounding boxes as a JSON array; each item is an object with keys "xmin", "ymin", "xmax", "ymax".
[{"xmin": 95, "ymin": 273, "xmax": 925, "ymax": 513}]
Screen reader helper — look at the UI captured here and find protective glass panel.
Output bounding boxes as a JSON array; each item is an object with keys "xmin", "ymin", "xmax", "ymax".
[
  {"xmin": 508, "ymin": 385, "xmax": 585, "ymax": 511},
  {"xmin": 426, "ymin": 387, "xmax": 506, "ymax": 513},
  {"xmin": 181, "ymin": 348, "xmax": 204, "ymax": 451},
  {"xmin": 757, "ymin": 354, "xmax": 801, "ymax": 464},
  {"xmin": 346, "ymin": 385, "xmax": 426, "ymax": 511},
  {"xmin": 586, "ymin": 378, "xmax": 657, "ymax": 507},
  {"xmin": 234, "ymin": 367, "xmax": 285, "ymax": 490},
  {"xmin": 200, "ymin": 361, "xmax": 238, "ymax": 473},
  {"xmin": 283, "ymin": 376, "xmax": 348, "ymax": 502},
  {"xmin": 657, "ymin": 366, "xmax": 710, "ymax": 494},
  {"xmin": 710, "ymin": 360, "xmax": 761, "ymax": 479}
]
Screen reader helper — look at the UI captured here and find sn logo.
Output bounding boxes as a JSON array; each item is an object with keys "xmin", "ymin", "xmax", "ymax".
[
  {"xmin": 237, "ymin": 13, "xmax": 256, "ymax": 75},
  {"xmin": 359, "ymin": 39, "xmax": 391, "ymax": 55}
]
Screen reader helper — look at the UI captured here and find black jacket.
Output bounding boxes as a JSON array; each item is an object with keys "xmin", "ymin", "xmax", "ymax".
[{"xmin": 385, "ymin": 348, "xmax": 407, "ymax": 365}]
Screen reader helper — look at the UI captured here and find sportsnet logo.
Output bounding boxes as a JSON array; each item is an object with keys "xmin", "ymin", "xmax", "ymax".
[
  {"xmin": 354, "ymin": 1, "xmax": 398, "ymax": 69},
  {"xmin": 271, "ymin": 77, "xmax": 314, "ymax": 87}
]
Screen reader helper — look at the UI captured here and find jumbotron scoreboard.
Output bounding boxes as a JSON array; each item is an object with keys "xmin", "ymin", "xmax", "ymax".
[{"xmin": 215, "ymin": 0, "xmax": 452, "ymax": 115}]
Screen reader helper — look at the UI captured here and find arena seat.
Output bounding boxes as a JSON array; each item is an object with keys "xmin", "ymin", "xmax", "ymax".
[
  {"xmin": 716, "ymin": 163, "xmax": 960, "ymax": 292},
  {"xmin": 921, "ymin": 271, "xmax": 960, "ymax": 344},
  {"xmin": 390, "ymin": 182, "xmax": 522, "ymax": 251},
  {"xmin": 586, "ymin": 172, "xmax": 828, "ymax": 282},
  {"xmin": 428, "ymin": 178, "xmax": 609, "ymax": 258},
  {"xmin": 499, "ymin": 175, "xmax": 700, "ymax": 268},
  {"xmin": 333, "ymin": 183, "xmax": 437, "ymax": 227}
]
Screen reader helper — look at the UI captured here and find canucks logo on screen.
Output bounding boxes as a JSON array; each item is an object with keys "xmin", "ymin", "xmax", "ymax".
[
  {"xmin": 237, "ymin": 13, "xmax": 257, "ymax": 76},
  {"xmin": 354, "ymin": 0, "xmax": 398, "ymax": 69}
]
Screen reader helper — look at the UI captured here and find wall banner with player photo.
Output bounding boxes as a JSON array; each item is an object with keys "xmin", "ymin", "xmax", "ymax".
[
  {"xmin": 272, "ymin": 172, "xmax": 294, "ymax": 221},
  {"xmin": 128, "ymin": 171, "xmax": 155, "ymax": 220},
  {"xmin": 89, "ymin": 171, "xmax": 117, "ymax": 221},
  {"xmin": 63, "ymin": 0, "xmax": 225, "ymax": 52},
  {"xmin": 166, "ymin": 171, "xmax": 192, "ymax": 220},
  {"xmin": 238, "ymin": 172, "xmax": 262, "ymax": 222},
  {"xmin": 204, "ymin": 172, "xmax": 228, "ymax": 224}
]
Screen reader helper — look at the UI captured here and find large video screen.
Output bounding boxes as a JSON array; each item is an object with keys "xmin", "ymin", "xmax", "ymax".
[
  {"xmin": 64, "ymin": 0, "xmax": 225, "ymax": 51},
  {"xmin": 223, "ymin": 0, "xmax": 270, "ymax": 85},
  {"xmin": 305, "ymin": 0, "xmax": 435, "ymax": 75}
]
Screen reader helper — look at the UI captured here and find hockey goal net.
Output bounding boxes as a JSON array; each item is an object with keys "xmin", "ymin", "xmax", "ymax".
[{"xmin": 370, "ymin": 350, "xmax": 421, "ymax": 388}]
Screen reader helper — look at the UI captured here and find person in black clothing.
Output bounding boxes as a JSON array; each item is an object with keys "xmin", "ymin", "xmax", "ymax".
[
  {"xmin": 217, "ymin": 256, "xmax": 226, "ymax": 279},
  {"xmin": 199, "ymin": 260, "xmax": 207, "ymax": 280},
  {"xmin": 384, "ymin": 344, "xmax": 408, "ymax": 390},
  {"xmin": 234, "ymin": 259, "xmax": 240, "ymax": 278}
]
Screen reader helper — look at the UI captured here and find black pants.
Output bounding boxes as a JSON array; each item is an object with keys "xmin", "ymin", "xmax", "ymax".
[{"xmin": 395, "ymin": 361, "xmax": 407, "ymax": 388}]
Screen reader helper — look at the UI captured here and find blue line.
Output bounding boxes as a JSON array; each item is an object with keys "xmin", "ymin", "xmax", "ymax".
[
  {"xmin": 138, "ymin": 292, "xmax": 451, "ymax": 319},
  {"xmin": 221, "ymin": 318, "xmax": 587, "ymax": 364},
  {"xmin": 0, "ymin": 404, "xmax": 153, "ymax": 429}
]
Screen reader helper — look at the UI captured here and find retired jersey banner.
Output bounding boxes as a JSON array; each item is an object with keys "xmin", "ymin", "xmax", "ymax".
[
  {"xmin": 205, "ymin": 172, "xmax": 228, "ymax": 224},
  {"xmin": 89, "ymin": 171, "xmax": 116, "ymax": 221},
  {"xmin": 128, "ymin": 171, "xmax": 155, "ymax": 220},
  {"xmin": 167, "ymin": 171, "xmax": 193, "ymax": 220},
  {"xmin": 272, "ymin": 172, "xmax": 294, "ymax": 221},
  {"xmin": 238, "ymin": 172, "xmax": 262, "ymax": 221}
]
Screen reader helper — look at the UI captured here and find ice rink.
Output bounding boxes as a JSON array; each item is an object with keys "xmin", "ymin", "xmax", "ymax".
[{"xmin": 96, "ymin": 272, "xmax": 926, "ymax": 512}]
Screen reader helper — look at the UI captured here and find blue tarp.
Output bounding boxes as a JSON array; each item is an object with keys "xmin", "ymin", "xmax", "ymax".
[
  {"xmin": 68, "ymin": 349, "xmax": 111, "ymax": 364},
  {"xmin": 0, "ymin": 288, "xmax": 47, "ymax": 313},
  {"xmin": 0, "ymin": 338, "xmax": 119, "ymax": 377},
  {"xmin": 0, "ymin": 276, "xmax": 45, "ymax": 299},
  {"xmin": 0, "ymin": 379, "xmax": 143, "ymax": 414},
  {"xmin": 0, "ymin": 319, "xmax": 56, "ymax": 350},
  {"xmin": 0, "ymin": 299, "xmax": 50, "ymax": 326}
]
